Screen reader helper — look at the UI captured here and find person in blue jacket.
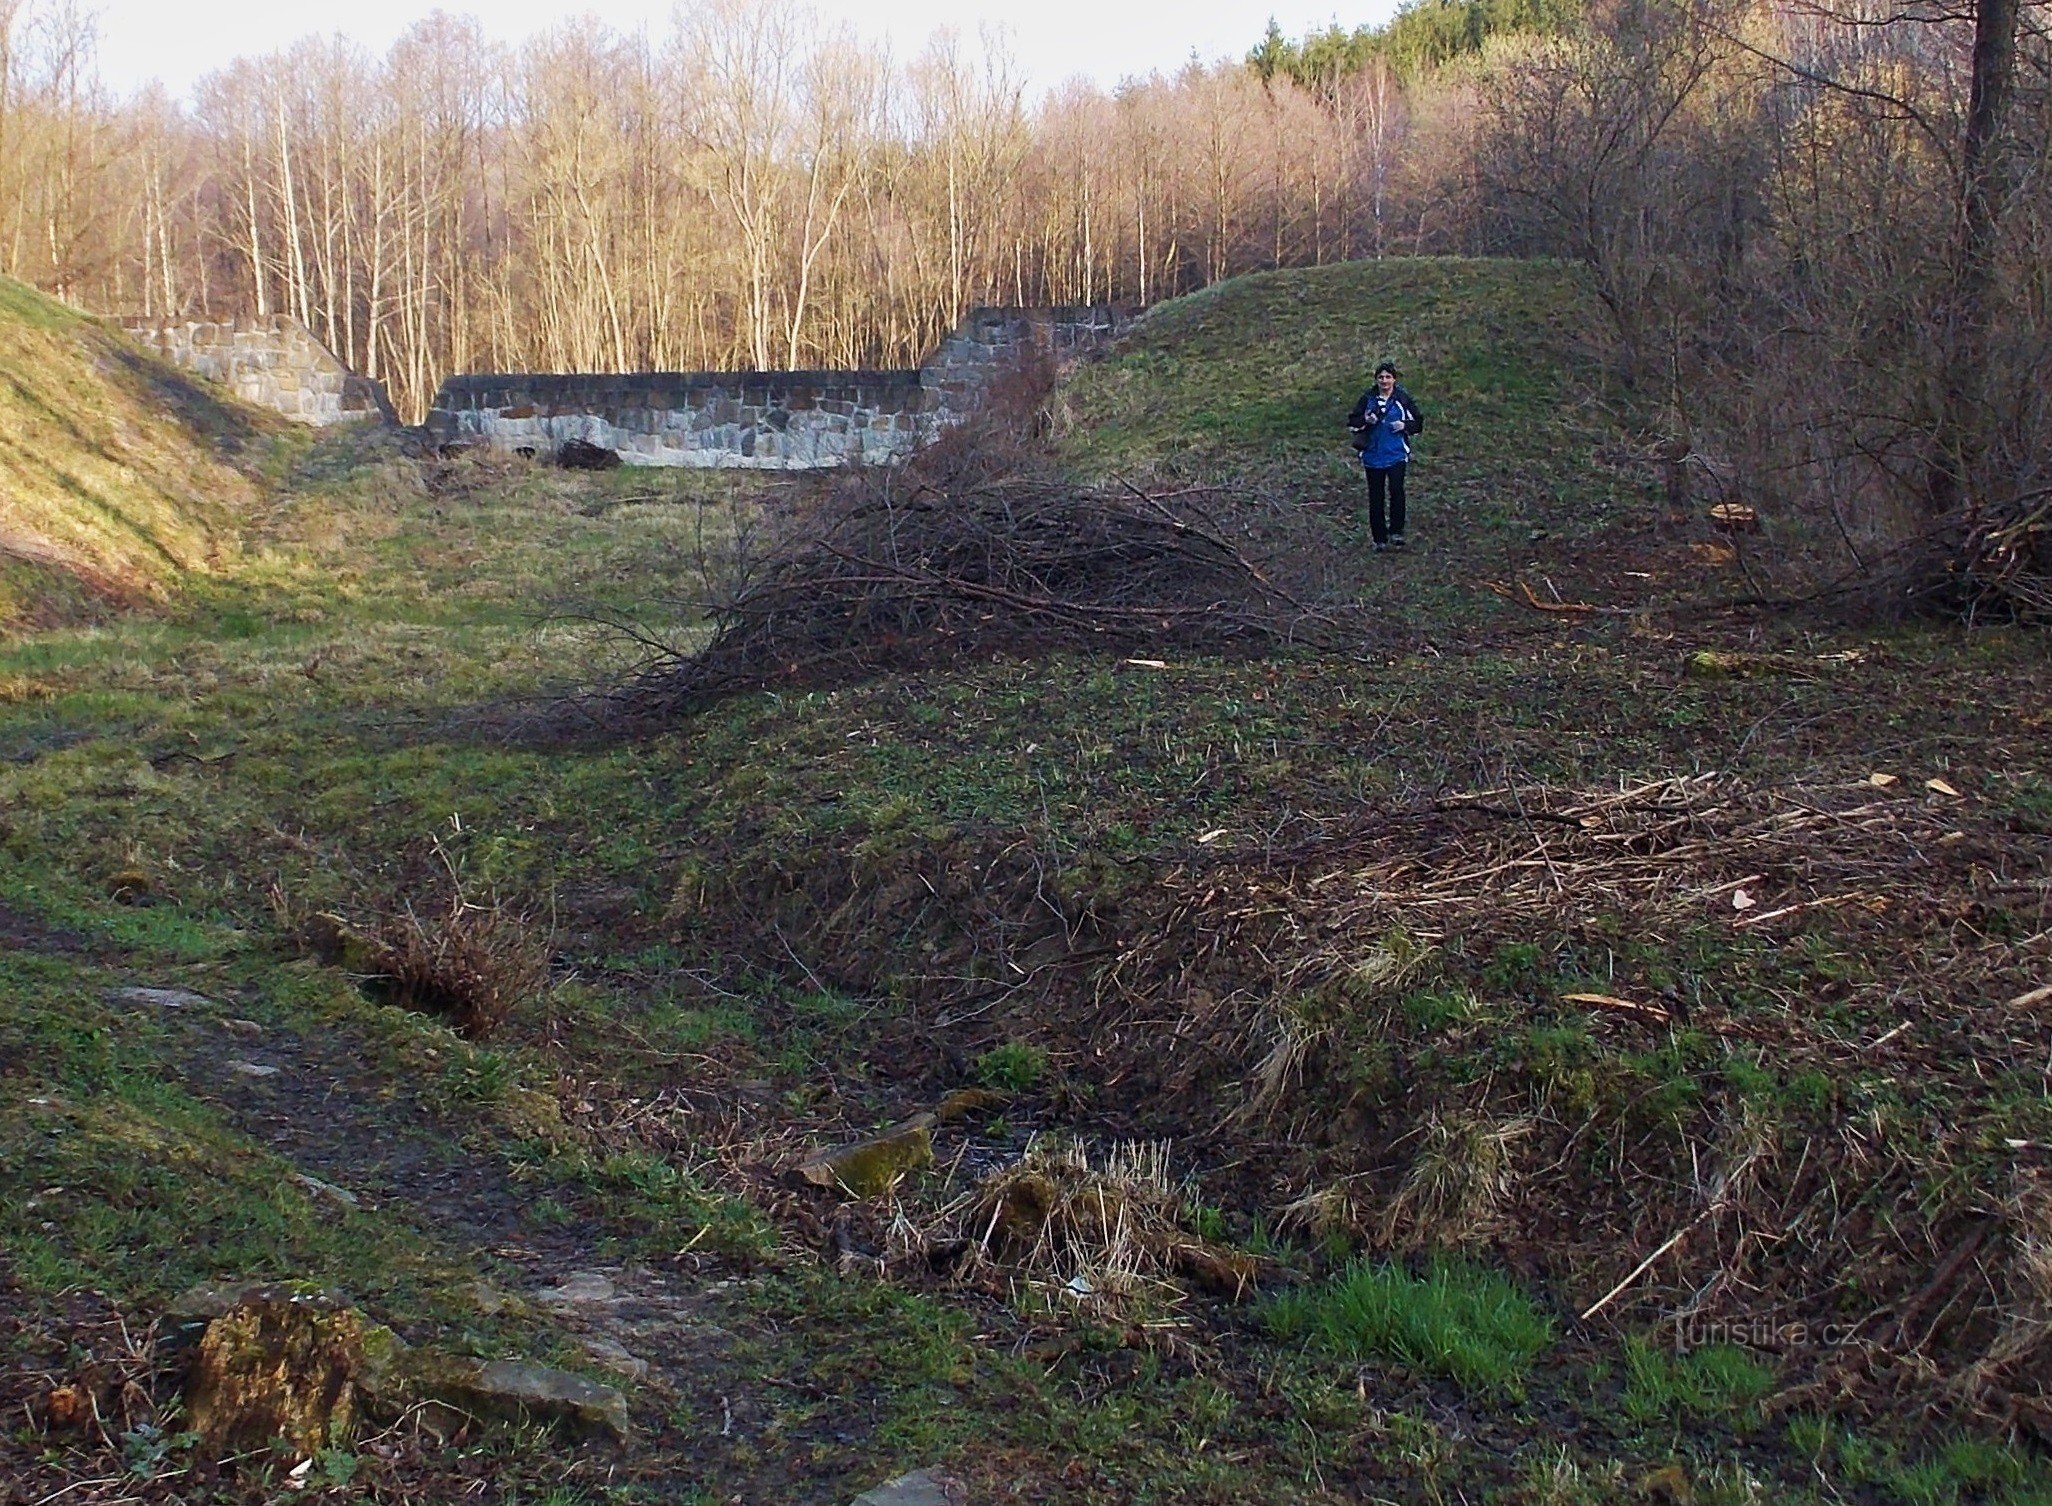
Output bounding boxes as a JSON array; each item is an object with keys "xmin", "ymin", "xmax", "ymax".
[{"xmin": 1347, "ymin": 361, "xmax": 1426, "ymax": 552}]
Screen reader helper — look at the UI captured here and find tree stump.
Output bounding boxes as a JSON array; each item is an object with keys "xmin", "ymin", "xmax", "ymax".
[{"xmin": 182, "ymin": 1293, "xmax": 365, "ymax": 1459}]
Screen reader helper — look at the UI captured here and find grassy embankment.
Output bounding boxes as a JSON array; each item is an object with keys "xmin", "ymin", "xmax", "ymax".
[
  {"xmin": 2, "ymin": 259, "xmax": 2049, "ymax": 1504},
  {"xmin": 0, "ymin": 277, "xmax": 267, "ymax": 626}
]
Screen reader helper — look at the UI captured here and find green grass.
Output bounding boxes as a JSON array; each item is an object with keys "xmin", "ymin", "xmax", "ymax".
[
  {"xmin": 0, "ymin": 274, "xmax": 86, "ymax": 331},
  {"xmin": 0, "ymin": 950, "xmax": 492, "ymax": 1334},
  {"xmin": 1789, "ymin": 1417, "xmax": 2052, "ymax": 1506},
  {"xmin": 1620, "ymin": 1337, "xmax": 1776, "ymax": 1430},
  {"xmin": 1266, "ymin": 1258, "xmax": 1556, "ymax": 1396},
  {"xmin": 1067, "ymin": 258, "xmax": 1585, "ymax": 455},
  {"xmin": 973, "ymin": 1041, "xmax": 1049, "ymax": 1091},
  {"xmin": 560, "ymin": 1146, "xmax": 774, "ymax": 1260},
  {"xmin": 1061, "ymin": 257, "xmax": 1620, "ymax": 505}
]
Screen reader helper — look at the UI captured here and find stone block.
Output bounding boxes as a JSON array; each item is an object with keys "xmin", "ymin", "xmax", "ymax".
[{"xmin": 848, "ymin": 1467, "xmax": 966, "ymax": 1506}]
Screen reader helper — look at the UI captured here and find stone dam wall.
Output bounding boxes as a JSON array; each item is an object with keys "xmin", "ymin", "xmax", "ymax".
[
  {"xmin": 123, "ymin": 315, "xmax": 395, "ymax": 426},
  {"xmin": 429, "ymin": 370, "xmax": 931, "ymax": 468},
  {"xmin": 425, "ymin": 305, "xmax": 1133, "ymax": 469},
  {"xmin": 919, "ymin": 305, "xmax": 1132, "ymax": 420}
]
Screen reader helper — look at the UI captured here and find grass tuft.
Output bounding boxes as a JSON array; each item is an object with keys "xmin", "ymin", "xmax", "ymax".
[
  {"xmin": 1266, "ymin": 1257, "xmax": 1555, "ymax": 1395},
  {"xmin": 1620, "ymin": 1336, "xmax": 1777, "ymax": 1429},
  {"xmin": 974, "ymin": 1041, "xmax": 1049, "ymax": 1092},
  {"xmin": 370, "ymin": 886, "xmax": 551, "ymax": 1041},
  {"xmin": 1384, "ymin": 1112, "xmax": 1531, "ymax": 1250}
]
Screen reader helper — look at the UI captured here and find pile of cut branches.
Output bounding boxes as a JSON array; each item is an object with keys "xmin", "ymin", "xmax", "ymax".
[
  {"xmin": 599, "ymin": 421, "xmax": 1346, "ymax": 722},
  {"xmin": 1069, "ymin": 769, "xmax": 2052, "ymax": 1414},
  {"xmin": 1945, "ymin": 488, "xmax": 2052, "ymax": 622},
  {"xmin": 1096, "ymin": 771, "xmax": 2041, "ymax": 1102}
]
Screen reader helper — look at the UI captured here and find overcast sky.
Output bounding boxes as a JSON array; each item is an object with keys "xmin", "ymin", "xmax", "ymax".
[{"xmin": 89, "ymin": 1, "xmax": 1395, "ymax": 104}]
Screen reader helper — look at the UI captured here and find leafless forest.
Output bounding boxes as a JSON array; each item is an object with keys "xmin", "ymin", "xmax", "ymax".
[{"xmin": 1, "ymin": 0, "xmax": 2048, "ymax": 603}]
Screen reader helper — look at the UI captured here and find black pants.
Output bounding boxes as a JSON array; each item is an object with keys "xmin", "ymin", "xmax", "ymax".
[{"xmin": 1364, "ymin": 463, "xmax": 1407, "ymax": 544}]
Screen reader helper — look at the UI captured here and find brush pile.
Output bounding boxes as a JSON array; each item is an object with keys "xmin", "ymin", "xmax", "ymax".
[
  {"xmin": 1100, "ymin": 770, "xmax": 2042, "ymax": 1087},
  {"xmin": 1951, "ymin": 493, "xmax": 2052, "ymax": 622},
  {"xmin": 1070, "ymin": 769, "xmax": 2052, "ymax": 1415},
  {"xmin": 602, "ymin": 420, "xmax": 1345, "ymax": 721}
]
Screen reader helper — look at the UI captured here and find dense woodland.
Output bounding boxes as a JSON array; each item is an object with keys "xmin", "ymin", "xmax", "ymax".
[{"xmin": 1, "ymin": 0, "xmax": 2048, "ymax": 603}]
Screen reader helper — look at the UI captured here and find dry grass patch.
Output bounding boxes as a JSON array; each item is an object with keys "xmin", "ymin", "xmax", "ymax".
[
  {"xmin": 368, "ymin": 887, "xmax": 551, "ymax": 1040},
  {"xmin": 289, "ymin": 860, "xmax": 552, "ymax": 1041}
]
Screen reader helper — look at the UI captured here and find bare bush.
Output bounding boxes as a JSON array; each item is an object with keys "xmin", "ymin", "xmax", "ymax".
[
  {"xmin": 284, "ymin": 847, "xmax": 554, "ymax": 1041},
  {"xmin": 368, "ymin": 886, "xmax": 551, "ymax": 1041}
]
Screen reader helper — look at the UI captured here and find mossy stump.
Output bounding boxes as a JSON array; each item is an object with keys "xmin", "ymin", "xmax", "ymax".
[
  {"xmin": 796, "ymin": 1115, "xmax": 935, "ymax": 1198},
  {"xmin": 182, "ymin": 1295, "xmax": 365, "ymax": 1459}
]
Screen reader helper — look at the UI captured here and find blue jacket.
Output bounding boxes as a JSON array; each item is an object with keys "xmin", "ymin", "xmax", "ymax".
[{"xmin": 1347, "ymin": 384, "xmax": 1424, "ymax": 469}]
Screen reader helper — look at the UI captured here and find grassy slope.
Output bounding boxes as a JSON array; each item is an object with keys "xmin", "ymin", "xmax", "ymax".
[
  {"xmin": 0, "ymin": 277, "xmax": 267, "ymax": 624},
  {"xmin": 1061, "ymin": 257, "xmax": 1676, "ymax": 632},
  {"xmin": 0, "ymin": 262, "xmax": 2047, "ymax": 1505},
  {"xmin": 1065, "ymin": 257, "xmax": 1590, "ymax": 478}
]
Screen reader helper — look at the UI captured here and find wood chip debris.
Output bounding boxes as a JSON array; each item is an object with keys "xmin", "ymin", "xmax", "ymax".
[{"xmin": 1560, "ymin": 991, "xmax": 1672, "ymax": 1022}]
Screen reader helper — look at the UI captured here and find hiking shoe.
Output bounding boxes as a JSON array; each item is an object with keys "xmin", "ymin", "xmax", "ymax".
[
  {"xmin": 1390, "ymin": 534, "xmax": 1408, "ymax": 549},
  {"xmin": 1372, "ymin": 541, "xmax": 1389, "ymax": 553}
]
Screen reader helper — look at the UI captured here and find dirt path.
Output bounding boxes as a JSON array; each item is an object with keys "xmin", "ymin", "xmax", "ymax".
[
  {"xmin": 97, "ymin": 983, "xmax": 759, "ymax": 1407},
  {"xmin": 102, "ymin": 975, "xmax": 956, "ymax": 1506},
  {"xmin": 108, "ymin": 985, "xmax": 553, "ymax": 1260}
]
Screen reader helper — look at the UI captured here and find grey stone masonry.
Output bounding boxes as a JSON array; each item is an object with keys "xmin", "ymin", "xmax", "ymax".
[
  {"xmin": 429, "ymin": 370, "xmax": 934, "ymax": 469},
  {"xmin": 123, "ymin": 315, "xmax": 395, "ymax": 426},
  {"xmin": 920, "ymin": 305, "xmax": 1135, "ymax": 422},
  {"xmin": 425, "ymin": 304, "xmax": 1133, "ymax": 470}
]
